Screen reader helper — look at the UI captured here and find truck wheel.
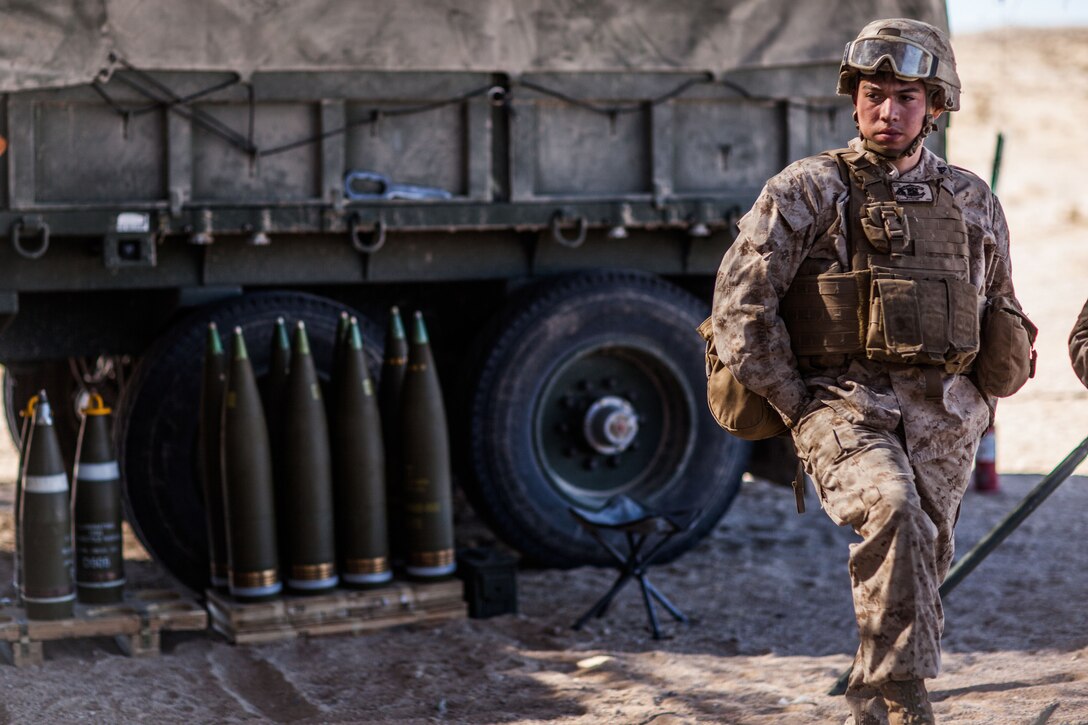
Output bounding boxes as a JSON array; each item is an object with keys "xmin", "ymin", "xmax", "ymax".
[
  {"xmin": 465, "ymin": 272, "xmax": 750, "ymax": 568},
  {"xmin": 117, "ymin": 291, "xmax": 381, "ymax": 594}
]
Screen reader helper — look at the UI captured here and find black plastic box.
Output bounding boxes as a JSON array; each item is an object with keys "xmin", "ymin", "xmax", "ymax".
[{"xmin": 457, "ymin": 547, "xmax": 518, "ymax": 619}]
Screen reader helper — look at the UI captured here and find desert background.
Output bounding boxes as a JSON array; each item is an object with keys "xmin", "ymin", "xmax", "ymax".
[
  {"xmin": 0, "ymin": 26, "xmax": 1085, "ymax": 725},
  {"xmin": 950, "ymin": 29, "xmax": 1088, "ymax": 477}
]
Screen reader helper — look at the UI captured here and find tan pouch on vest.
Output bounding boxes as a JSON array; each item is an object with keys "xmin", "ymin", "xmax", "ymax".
[
  {"xmin": 865, "ymin": 267, "xmax": 979, "ymax": 371},
  {"xmin": 975, "ymin": 296, "xmax": 1038, "ymax": 397},
  {"xmin": 697, "ymin": 318, "xmax": 788, "ymax": 440}
]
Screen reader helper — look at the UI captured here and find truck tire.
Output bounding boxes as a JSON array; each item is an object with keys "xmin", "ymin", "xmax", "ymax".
[
  {"xmin": 464, "ymin": 271, "xmax": 750, "ymax": 568},
  {"xmin": 116, "ymin": 291, "xmax": 381, "ymax": 594}
]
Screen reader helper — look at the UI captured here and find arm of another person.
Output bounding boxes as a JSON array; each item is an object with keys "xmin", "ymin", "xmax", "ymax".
[{"xmin": 1069, "ymin": 298, "xmax": 1088, "ymax": 388}]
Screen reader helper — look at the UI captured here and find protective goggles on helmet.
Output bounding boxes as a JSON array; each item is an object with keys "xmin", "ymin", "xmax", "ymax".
[{"xmin": 843, "ymin": 36, "xmax": 937, "ymax": 79}]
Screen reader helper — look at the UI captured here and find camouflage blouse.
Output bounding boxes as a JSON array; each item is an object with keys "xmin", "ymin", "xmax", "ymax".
[{"xmin": 712, "ymin": 138, "xmax": 1019, "ymax": 463}]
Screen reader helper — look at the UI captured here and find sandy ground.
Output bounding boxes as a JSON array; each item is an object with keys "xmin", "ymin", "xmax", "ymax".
[{"xmin": 0, "ymin": 27, "xmax": 1086, "ymax": 725}]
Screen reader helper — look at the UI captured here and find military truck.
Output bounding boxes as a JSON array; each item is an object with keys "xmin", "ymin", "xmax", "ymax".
[{"xmin": 0, "ymin": 0, "xmax": 949, "ymax": 592}]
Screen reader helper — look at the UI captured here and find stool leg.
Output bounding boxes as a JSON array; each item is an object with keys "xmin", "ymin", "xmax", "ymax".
[
  {"xmin": 573, "ymin": 571, "xmax": 632, "ymax": 630},
  {"xmin": 644, "ymin": 578, "xmax": 688, "ymax": 624},
  {"xmin": 636, "ymin": 573, "xmax": 663, "ymax": 639},
  {"xmin": 598, "ymin": 531, "xmax": 648, "ymax": 620},
  {"xmin": 594, "ymin": 572, "xmax": 633, "ymax": 620}
]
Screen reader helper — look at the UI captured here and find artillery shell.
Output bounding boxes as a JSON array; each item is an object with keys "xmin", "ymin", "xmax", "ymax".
[
  {"xmin": 222, "ymin": 328, "xmax": 282, "ymax": 601},
  {"xmin": 332, "ymin": 317, "xmax": 391, "ymax": 587},
  {"xmin": 73, "ymin": 395, "xmax": 125, "ymax": 603},
  {"xmin": 263, "ymin": 316, "xmax": 291, "ymax": 576},
  {"xmin": 19, "ymin": 392, "xmax": 76, "ymax": 620},
  {"xmin": 379, "ymin": 306, "xmax": 408, "ymax": 564},
  {"xmin": 282, "ymin": 321, "xmax": 338, "ymax": 592},
  {"xmin": 198, "ymin": 322, "xmax": 230, "ymax": 591},
  {"xmin": 400, "ymin": 311, "xmax": 456, "ymax": 579}
]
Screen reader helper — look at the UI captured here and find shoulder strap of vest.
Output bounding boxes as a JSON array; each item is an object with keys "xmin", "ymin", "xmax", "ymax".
[
  {"xmin": 823, "ymin": 149, "xmax": 881, "ymax": 272},
  {"xmin": 839, "ymin": 149, "xmax": 893, "ymax": 203},
  {"xmin": 822, "ymin": 148, "xmax": 866, "ymax": 271}
]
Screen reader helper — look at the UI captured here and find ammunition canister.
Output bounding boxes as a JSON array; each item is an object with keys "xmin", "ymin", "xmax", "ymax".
[
  {"xmin": 19, "ymin": 392, "xmax": 76, "ymax": 620},
  {"xmin": 222, "ymin": 328, "xmax": 282, "ymax": 602},
  {"xmin": 73, "ymin": 394, "xmax": 125, "ymax": 603},
  {"xmin": 198, "ymin": 322, "xmax": 230, "ymax": 591},
  {"xmin": 379, "ymin": 306, "xmax": 408, "ymax": 564},
  {"xmin": 400, "ymin": 312, "xmax": 456, "ymax": 579},
  {"xmin": 332, "ymin": 317, "xmax": 392, "ymax": 587},
  {"xmin": 282, "ymin": 321, "xmax": 339, "ymax": 592}
]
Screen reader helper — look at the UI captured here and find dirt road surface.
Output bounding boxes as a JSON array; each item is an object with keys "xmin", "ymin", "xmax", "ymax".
[{"xmin": 0, "ymin": 28, "xmax": 1085, "ymax": 725}]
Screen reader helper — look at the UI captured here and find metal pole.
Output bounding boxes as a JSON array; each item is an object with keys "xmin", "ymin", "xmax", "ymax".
[
  {"xmin": 829, "ymin": 436, "xmax": 1088, "ymax": 696},
  {"xmin": 990, "ymin": 131, "xmax": 1005, "ymax": 192}
]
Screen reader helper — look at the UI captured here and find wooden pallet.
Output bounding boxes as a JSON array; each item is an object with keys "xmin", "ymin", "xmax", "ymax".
[
  {"xmin": 206, "ymin": 579, "xmax": 466, "ymax": 644},
  {"xmin": 0, "ymin": 589, "xmax": 208, "ymax": 667}
]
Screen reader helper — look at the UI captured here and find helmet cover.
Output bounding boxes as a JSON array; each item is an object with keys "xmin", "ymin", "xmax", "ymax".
[{"xmin": 837, "ymin": 18, "xmax": 960, "ymax": 112}]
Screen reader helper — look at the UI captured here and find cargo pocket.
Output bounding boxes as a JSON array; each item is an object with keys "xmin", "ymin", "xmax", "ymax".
[
  {"xmin": 793, "ymin": 412, "xmax": 869, "ymax": 528},
  {"xmin": 869, "ymin": 277, "xmax": 924, "ymax": 360},
  {"xmin": 867, "ymin": 271, "xmax": 980, "ymax": 367},
  {"xmin": 945, "ymin": 277, "xmax": 980, "ymax": 354}
]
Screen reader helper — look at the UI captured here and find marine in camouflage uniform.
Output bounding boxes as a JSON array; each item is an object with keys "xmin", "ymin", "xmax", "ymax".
[
  {"xmin": 1070, "ymin": 298, "xmax": 1088, "ymax": 388},
  {"xmin": 711, "ymin": 19, "xmax": 1024, "ymax": 725}
]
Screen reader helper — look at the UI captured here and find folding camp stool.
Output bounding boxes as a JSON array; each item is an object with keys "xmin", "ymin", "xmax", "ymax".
[{"xmin": 569, "ymin": 495, "xmax": 699, "ymax": 639}]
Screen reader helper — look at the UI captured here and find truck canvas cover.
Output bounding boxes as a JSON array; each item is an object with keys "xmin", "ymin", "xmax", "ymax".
[{"xmin": 1, "ymin": 0, "xmax": 947, "ymax": 91}]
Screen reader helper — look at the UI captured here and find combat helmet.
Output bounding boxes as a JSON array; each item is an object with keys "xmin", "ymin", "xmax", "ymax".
[{"xmin": 837, "ymin": 18, "xmax": 961, "ymax": 158}]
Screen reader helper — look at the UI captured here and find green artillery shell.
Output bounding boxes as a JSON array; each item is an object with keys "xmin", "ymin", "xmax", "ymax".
[
  {"xmin": 400, "ymin": 312, "xmax": 456, "ymax": 579},
  {"xmin": 222, "ymin": 328, "xmax": 282, "ymax": 601},
  {"xmin": 283, "ymin": 321, "xmax": 339, "ymax": 592},
  {"xmin": 264, "ymin": 316, "xmax": 291, "ymax": 576},
  {"xmin": 20, "ymin": 392, "xmax": 75, "ymax": 620},
  {"xmin": 264, "ymin": 317, "xmax": 292, "ymax": 427},
  {"xmin": 379, "ymin": 306, "xmax": 408, "ymax": 563},
  {"xmin": 198, "ymin": 322, "xmax": 230, "ymax": 591},
  {"xmin": 332, "ymin": 317, "xmax": 391, "ymax": 587},
  {"xmin": 326, "ymin": 310, "xmax": 352, "ymax": 435},
  {"xmin": 73, "ymin": 395, "xmax": 125, "ymax": 604}
]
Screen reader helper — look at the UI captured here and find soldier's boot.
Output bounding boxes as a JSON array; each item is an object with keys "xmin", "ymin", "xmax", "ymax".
[{"xmin": 880, "ymin": 679, "xmax": 935, "ymax": 725}]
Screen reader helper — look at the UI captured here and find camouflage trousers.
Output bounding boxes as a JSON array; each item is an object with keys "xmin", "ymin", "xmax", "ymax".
[{"xmin": 792, "ymin": 406, "xmax": 979, "ymax": 694}]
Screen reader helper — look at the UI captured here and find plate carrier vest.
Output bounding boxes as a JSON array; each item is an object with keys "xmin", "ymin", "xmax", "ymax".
[{"xmin": 780, "ymin": 148, "xmax": 980, "ymax": 374}]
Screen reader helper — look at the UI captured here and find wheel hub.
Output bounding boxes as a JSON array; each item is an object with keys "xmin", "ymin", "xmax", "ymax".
[
  {"xmin": 534, "ymin": 349, "xmax": 677, "ymax": 502},
  {"xmin": 583, "ymin": 395, "xmax": 639, "ymax": 454}
]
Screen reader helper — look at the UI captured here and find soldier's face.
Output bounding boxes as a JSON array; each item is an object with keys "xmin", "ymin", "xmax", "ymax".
[{"xmin": 854, "ymin": 76, "xmax": 931, "ymax": 154}]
